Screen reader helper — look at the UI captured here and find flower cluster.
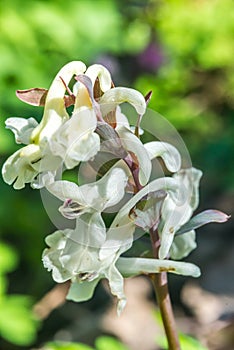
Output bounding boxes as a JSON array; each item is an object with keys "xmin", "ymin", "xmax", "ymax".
[{"xmin": 2, "ymin": 61, "xmax": 229, "ymax": 314}]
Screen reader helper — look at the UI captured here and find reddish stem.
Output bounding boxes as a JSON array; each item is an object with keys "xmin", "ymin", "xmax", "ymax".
[
  {"xmin": 125, "ymin": 144, "xmax": 181, "ymax": 349},
  {"xmin": 150, "ymin": 228, "xmax": 181, "ymax": 350}
]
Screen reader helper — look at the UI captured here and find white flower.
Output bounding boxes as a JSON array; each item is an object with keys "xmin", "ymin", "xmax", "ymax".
[
  {"xmin": 50, "ymin": 107, "xmax": 101, "ymax": 169},
  {"xmin": 43, "ymin": 158, "xmax": 207, "ymax": 314},
  {"xmin": 42, "ymin": 220, "xmax": 130, "ymax": 315},
  {"xmin": 5, "ymin": 117, "xmax": 39, "ymax": 145},
  {"xmin": 144, "ymin": 141, "xmax": 181, "ymax": 173},
  {"xmin": 43, "ymin": 166, "xmax": 130, "ymax": 314},
  {"xmin": 43, "ymin": 169, "xmax": 204, "ymax": 314},
  {"xmin": 158, "ymin": 167, "xmax": 203, "ymax": 260},
  {"xmin": 99, "ymin": 87, "xmax": 146, "ymax": 117},
  {"xmin": 2, "ymin": 60, "xmax": 148, "ymax": 189},
  {"xmin": 46, "ymin": 166, "xmax": 128, "ymax": 217},
  {"xmin": 2, "ymin": 59, "xmax": 230, "ymax": 319},
  {"xmin": 42, "ymin": 213, "xmax": 107, "ymax": 284},
  {"xmin": 114, "ymin": 128, "xmax": 182, "ymax": 188},
  {"xmin": 49, "ymin": 64, "xmax": 112, "ymax": 169},
  {"xmin": 73, "ymin": 63, "xmax": 112, "ymax": 96},
  {"xmin": 45, "ymin": 168, "xmax": 185, "ymax": 313},
  {"xmin": 100, "ymin": 176, "xmax": 186, "ymax": 261},
  {"xmin": 97, "ymin": 176, "xmax": 185, "ymax": 313},
  {"xmin": 2, "ymin": 61, "xmax": 86, "ymax": 189},
  {"xmin": 158, "ymin": 167, "xmax": 230, "ymax": 260},
  {"xmin": 116, "ymin": 125, "xmax": 152, "ymax": 186},
  {"xmin": 43, "ymin": 64, "xmax": 147, "ymax": 171}
]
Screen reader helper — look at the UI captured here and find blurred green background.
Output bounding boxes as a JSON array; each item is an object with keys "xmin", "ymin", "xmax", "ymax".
[{"xmin": 0, "ymin": 0, "xmax": 233, "ymax": 349}]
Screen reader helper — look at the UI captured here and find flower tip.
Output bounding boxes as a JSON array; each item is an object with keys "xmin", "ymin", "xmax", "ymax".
[
  {"xmin": 224, "ymin": 213, "xmax": 231, "ymax": 222},
  {"xmin": 144, "ymin": 90, "xmax": 153, "ymax": 105},
  {"xmin": 117, "ymin": 298, "xmax": 127, "ymax": 316},
  {"xmin": 158, "ymin": 247, "xmax": 167, "ymax": 260},
  {"xmin": 208, "ymin": 209, "xmax": 231, "ymax": 223},
  {"xmin": 194, "ymin": 266, "xmax": 201, "ymax": 278}
]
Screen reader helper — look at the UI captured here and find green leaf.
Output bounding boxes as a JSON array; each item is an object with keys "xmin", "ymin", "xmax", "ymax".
[
  {"xmin": 0, "ymin": 295, "xmax": 38, "ymax": 345},
  {"xmin": 155, "ymin": 311, "xmax": 208, "ymax": 349},
  {"xmin": 179, "ymin": 333, "xmax": 208, "ymax": 350},
  {"xmin": 157, "ymin": 333, "xmax": 208, "ymax": 350},
  {"xmin": 0, "ymin": 242, "xmax": 18, "ymax": 274},
  {"xmin": 0, "ymin": 275, "xmax": 7, "ymax": 296},
  {"xmin": 43, "ymin": 341, "xmax": 94, "ymax": 350},
  {"xmin": 95, "ymin": 336, "xmax": 129, "ymax": 350}
]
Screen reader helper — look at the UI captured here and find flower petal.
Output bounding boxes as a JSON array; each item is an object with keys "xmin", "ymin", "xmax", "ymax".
[
  {"xmin": 67, "ymin": 213, "xmax": 106, "ymax": 248},
  {"xmin": 42, "ymin": 229, "xmax": 73, "ymax": 282},
  {"xmin": 159, "ymin": 194, "xmax": 191, "ymax": 260},
  {"xmin": 73, "ymin": 76, "xmax": 94, "ymax": 110},
  {"xmin": 112, "ymin": 177, "xmax": 185, "ymax": 223},
  {"xmin": 31, "ymin": 61, "xmax": 86, "ymax": 143},
  {"xmin": 176, "ymin": 209, "xmax": 231, "ymax": 235},
  {"xmin": 158, "ymin": 167, "xmax": 203, "ymax": 259},
  {"xmin": 106, "ymin": 264, "xmax": 126, "ymax": 315},
  {"xmin": 46, "ymin": 179, "xmax": 80, "ymax": 203},
  {"xmin": 73, "ymin": 64, "xmax": 111, "ymax": 99},
  {"xmin": 42, "ymin": 214, "xmax": 106, "ymax": 283},
  {"xmin": 47, "ymin": 167, "xmax": 128, "ymax": 214},
  {"xmin": 173, "ymin": 167, "xmax": 202, "ymax": 211},
  {"xmin": 101, "ymin": 177, "xmax": 182, "ymax": 260},
  {"xmin": 100, "ymin": 177, "xmax": 183, "ymax": 261},
  {"xmin": 97, "ymin": 167, "xmax": 129, "ymax": 209},
  {"xmin": 144, "ymin": 141, "xmax": 181, "ymax": 173},
  {"xmin": 117, "ymin": 257, "xmax": 201, "ymax": 278},
  {"xmin": 59, "ymin": 199, "xmax": 86, "ymax": 220},
  {"xmin": 66, "ymin": 279, "xmax": 100, "ymax": 302},
  {"xmin": 45, "ymin": 229, "xmax": 68, "ymax": 249},
  {"xmin": 50, "ymin": 108, "xmax": 100, "ymax": 168},
  {"xmin": 5, "ymin": 117, "xmax": 38, "ymax": 144},
  {"xmin": 170, "ymin": 230, "xmax": 197, "ymax": 260},
  {"xmin": 115, "ymin": 106, "xmax": 130, "ymax": 129},
  {"xmin": 65, "ymin": 132, "xmax": 100, "ymax": 168},
  {"xmin": 117, "ymin": 126, "xmax": 152, "ymax": 186},
  {"xmin": 85, "ymin": 64, "xmax": 112, "ymax": 92},
  {"xmin": 100, "ymin": 218, "xmax": 135, "ymax": 260},
  {"xmin": 74, "ymin": 75, "xmax": 104, "ymax": 122},
  {"xmin": 2, "ymin": 144, "xmax": 41, "ymax": 189},
  {"xmin": 99, "ymin": 87, "xmax": 146, "ymax": 116},
  {"xmin": 129, "ymin": 190, "xmax": 167, "ymax": 231},
  {"xmin": 31, "ymin": 170, "xmax": 57, "ymax": 189},
  {"xmin": 95, "ymin": 121, "xmax": 127, "ymax": 159}
]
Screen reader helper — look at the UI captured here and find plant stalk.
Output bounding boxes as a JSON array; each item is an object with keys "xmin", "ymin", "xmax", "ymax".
[
  {"xmin": 150, "ymin": 228, "xmax": 181, "ymax": 350},
  {"xmin": 125, "ymin": 144, "xmax": 181, "ymax": 349}
]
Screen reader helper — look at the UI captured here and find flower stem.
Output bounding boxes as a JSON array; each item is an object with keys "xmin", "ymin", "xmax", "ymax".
[
  {"xmin": 150, "ymin": 228, "xmax": 181, "ymax": 350},
  {"xmin": 125, "ymin": 149, "xmax": 181, "ymax": 349},
  {"xmin": 151, "ymin": 272, "xmax": 181, "ymax": 350}
]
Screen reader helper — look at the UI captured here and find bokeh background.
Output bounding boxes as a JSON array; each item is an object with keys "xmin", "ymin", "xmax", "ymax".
[{"xmin": 0, "ymin": 1, "xmax": 233, "ymax": 349}]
